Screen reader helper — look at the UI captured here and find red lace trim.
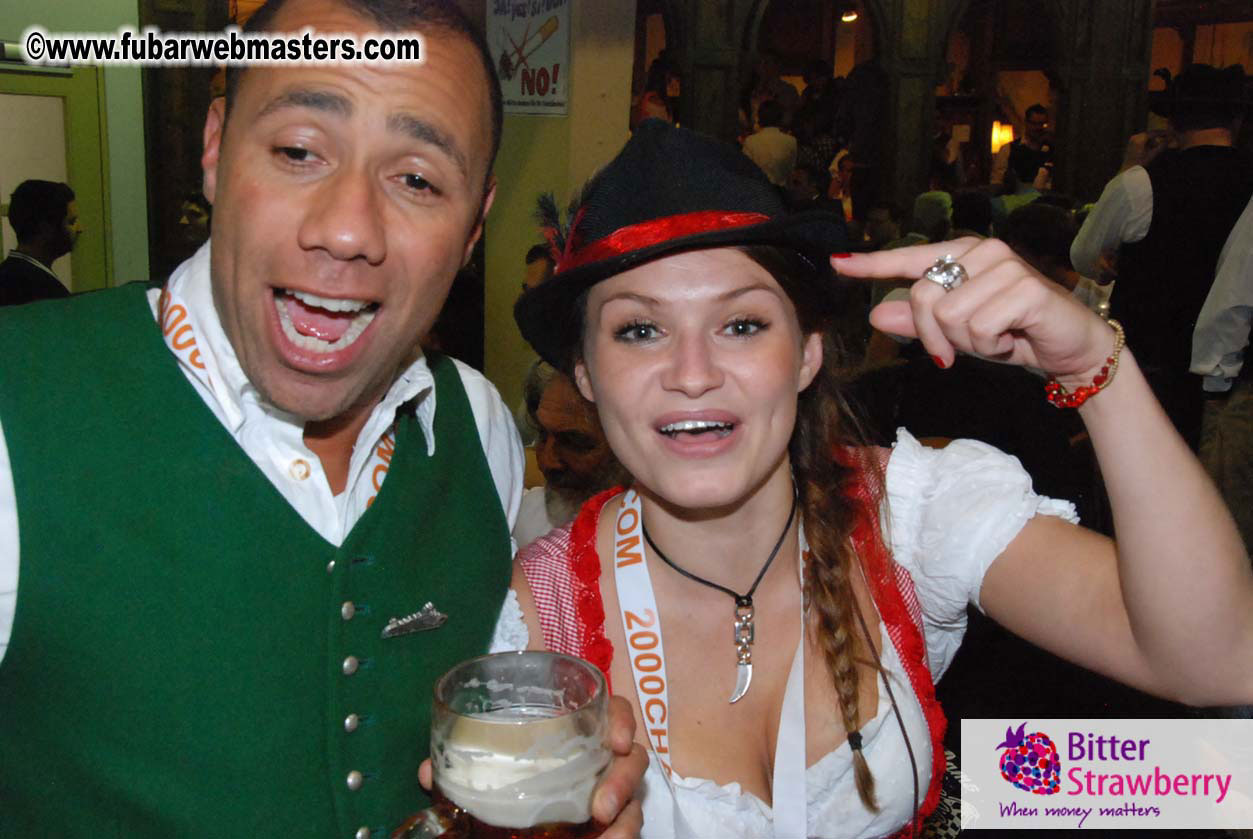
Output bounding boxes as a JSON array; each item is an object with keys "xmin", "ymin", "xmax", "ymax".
[
  {"xmin": 841, "ymin": 448, "xmax": 947, "ymax": 828},
  {"xmin": 566, "ymin": 487, "xmax": 623, "ymax": 689}
]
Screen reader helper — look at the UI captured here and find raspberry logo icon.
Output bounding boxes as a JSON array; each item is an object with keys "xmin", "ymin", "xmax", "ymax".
[{"xmin": 996, "ymin": 722, "xmax": 1061, "ymax": 795}]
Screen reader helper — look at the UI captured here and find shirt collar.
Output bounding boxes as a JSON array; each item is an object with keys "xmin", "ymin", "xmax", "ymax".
[
  {"xmin": 7, "ymin": 250, "xmax": 61, "ymax": 281},
  {"xmin": 163, "ymin": 241, "xmax": 440, "ymax": 456}
]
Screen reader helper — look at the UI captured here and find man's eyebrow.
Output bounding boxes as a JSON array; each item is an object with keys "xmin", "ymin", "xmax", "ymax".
[
  {"xmin": 387, "ymin": 113, "xmax": 468, "ymax": 179},
  {"xmin": 257, "ymin": 88, "xmax": 353, "ymax": 120}
]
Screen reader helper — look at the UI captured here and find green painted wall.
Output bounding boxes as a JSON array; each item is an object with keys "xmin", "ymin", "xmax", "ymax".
[
  {"xmin": 478, "ymin": 2, "xmax": 637, "ymax": 412},
  {"xmin": 484, "ymin": 115, "xmax": 571, "ymax": 411},
  {"xmin": 3, "ymin": 0, "xmax": 149, "ymax": 284}
]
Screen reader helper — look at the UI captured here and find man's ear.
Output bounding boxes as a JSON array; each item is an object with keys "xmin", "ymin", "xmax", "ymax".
[
  {"xmin": 798, "ymin": 332, "xmax": 824, "ymax": 392},
  {"xmin": 201, "ymin": 97, "xmax": 227, "ymax": 205},
  {"xmin": 573, "ymin": 359, "xmax": 596, "ymax": 403},
  {"xmin": 462, "ymin": 175, "xmax": 497, "ymax": 266}
]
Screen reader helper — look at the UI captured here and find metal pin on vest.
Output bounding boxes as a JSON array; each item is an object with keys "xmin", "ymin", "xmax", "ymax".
[{"xmin": 381, "ymin": 603, "xmax": 448, "ymax": 639}]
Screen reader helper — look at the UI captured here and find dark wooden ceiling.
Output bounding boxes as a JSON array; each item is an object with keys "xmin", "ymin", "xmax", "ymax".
[{"xmin": 1155, "ymin": 0, "xmax": 1253, "ymax": 27}]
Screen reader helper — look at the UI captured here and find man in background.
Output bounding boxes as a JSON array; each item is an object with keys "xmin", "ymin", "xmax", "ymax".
[
  {"xmin": 0, "ymin": 179, "xmax": 80, "ymax": 305},
  {"xmin": 991, "ymin": 103, "xmax": 1054, "ymax": 188},
  {"xmin": 742, "ymin": 99, "xmax": 796, "ymax": 189},
  {"xmin": 521, "ymin": 242, "xmax": 554, "ymax": 294},
  {"xmin": 512, "ymin": 244, "xmax": 557, "ymax": 446},
  {"xmin": 1191, "ymin": 193, "xmax": 1253, "ymax": 556},
  {"xmin": 1071, "ymin": 63, "xmax": 1252, "ymax": 449},
  {"xmin": 748, "ymin": 50, "xmax": 799, "ymax": 127},
  {"xmin": 514, "ymin": 363, "xmax": 630, "ymax": 548}
]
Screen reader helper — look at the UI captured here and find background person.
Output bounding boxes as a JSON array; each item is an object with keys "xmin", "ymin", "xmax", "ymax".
[
  {"xmin": 1071, "ymin": 63, "xmax": 1253, "ymax": 450},
  {"xmin": 514, "ymin": 363, "xmax": 631, "ymax": 549},
  {"xmin": 991, "ymin": 103, "xmax": 1054, "ymax": 188},
  {"xmin": 521, "ymin": 241, "xmax": 555, "ymax": 293},
  {"xmin": 0, "ymin": 179, "xmax": 79, "ymax": 306},
  {"xmin": 1192, "ymin": 193, "xmax": 1253, "ymax": 556},
  {"xmin": 741, "ymin": 99, "xmax": 796, "ymax": 189}
]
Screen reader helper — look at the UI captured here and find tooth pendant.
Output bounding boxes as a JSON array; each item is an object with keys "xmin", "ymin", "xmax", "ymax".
[{"xmin": 729, "ymin": 602, "xmax": 755, "ymax": 703}]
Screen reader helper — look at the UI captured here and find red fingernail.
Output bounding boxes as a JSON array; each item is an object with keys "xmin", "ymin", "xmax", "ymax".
[
  {"xmin": 831, "ymin": 252, "xmax": 852, "ymax": 259},
  {"xmin": 931, "ymin": 355, "xmax": 947, "ymax": 369}
]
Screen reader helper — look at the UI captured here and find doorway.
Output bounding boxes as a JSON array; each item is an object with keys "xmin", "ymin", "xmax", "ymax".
[{"xmin": 0, "ymin": 61, "xmax": 111, "ymax": 292}]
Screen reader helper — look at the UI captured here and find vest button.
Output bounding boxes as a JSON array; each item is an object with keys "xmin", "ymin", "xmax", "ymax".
[
  {"xmin": 289, "ymin": 459, "xmax": 311, "ymax": 481},
  {"xmin": 342, "ymin": 656, "xmax": 360, "ymax": 676},
  {"xmin": 327, "ymin": 560, "xmax": 336, "ymax": 575},
  {"xmin": 341, "ymin": 601, "xmax": 356, "ymax": 621},
  {"xmin": 355, "ymin": 828, "xmax": 371, "ymax": 839},
  {"xmin": 346, "ymin": 769, "xmax": 364, "ymax": 791},
  {"xmin": 344, "ymin": 713, "xmax": 360, "ymax": 733}
]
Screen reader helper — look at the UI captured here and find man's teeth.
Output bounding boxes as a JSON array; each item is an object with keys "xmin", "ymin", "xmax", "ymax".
[
  {"xmin": 275, "ymin": 293, "xmax": 376, "ymax": 353},
  {"xmin": 659, "ymin": 419, "xmax": 734, "ymax": 436},
  {"xmin": 288, "ymin": 289, "xmax": 371, "ymax": 313}
]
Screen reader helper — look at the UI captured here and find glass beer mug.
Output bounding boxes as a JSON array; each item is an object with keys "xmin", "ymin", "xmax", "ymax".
[{"xmin": 395, "ymin": 651, "xmax": 611, "ymax": 839}]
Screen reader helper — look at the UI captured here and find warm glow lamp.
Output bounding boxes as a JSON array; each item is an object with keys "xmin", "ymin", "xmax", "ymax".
[
  {"xmin": 841, "ymin": 10, "xmax": 859, "ymax": 22},
  {"xmin": 991, "ymin": 121, "xmax": 1015, "ymax": 154}
]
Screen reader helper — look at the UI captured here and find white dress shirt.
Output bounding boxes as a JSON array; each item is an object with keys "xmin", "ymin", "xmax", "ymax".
[
  {"xmin": 0, "ymin": 242, "xmax": 524, "ymax": 662},
  {"xmin": 1070, "ymin": 166, "xmax": 1153, "ymax": 278},
  {"xmin": 1192, "ymin": 195, "xmax": 1253, "ymax": 392},
  {"xmin": 742, "ymin": 126, "xmax": 798, "ymax": 188}
]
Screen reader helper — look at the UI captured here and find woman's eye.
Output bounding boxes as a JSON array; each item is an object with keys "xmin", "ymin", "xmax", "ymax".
[
  {"xmin": 725, "ymin": 318, "xmax": 766, "ymax": 337},
  {"xmin": 613, "ymin": 321, "xmax": 659, "ymax": 342}
]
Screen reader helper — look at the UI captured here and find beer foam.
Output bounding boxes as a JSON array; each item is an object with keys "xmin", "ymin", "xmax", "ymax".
[{"xmin": 437, "ymin": 731, "xmax": 609, "ymax": 828}]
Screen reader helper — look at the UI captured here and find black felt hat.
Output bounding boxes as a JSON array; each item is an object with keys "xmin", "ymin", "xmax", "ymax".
[
  {"xmin": 1149, "ymin": 63, "xmax": 1249, "ymax": 120},
  {"xmin": 514, "ymin": 118, "xmax": 847, "ymax": 370}
]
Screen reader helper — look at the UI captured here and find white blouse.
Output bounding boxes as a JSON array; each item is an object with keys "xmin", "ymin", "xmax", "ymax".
[{"xmin": 491, "ymin": 429, "xmax": 1079, "ymax": 838}]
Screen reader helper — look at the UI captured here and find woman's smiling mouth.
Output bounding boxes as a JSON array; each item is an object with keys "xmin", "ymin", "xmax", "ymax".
[{"xmin": 658, "ymin": 418, "xmax": 736, "ymax": 439}]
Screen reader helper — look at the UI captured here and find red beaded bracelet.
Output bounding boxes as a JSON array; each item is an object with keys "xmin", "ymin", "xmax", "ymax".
[{"xmin": 1044, "ymin": 319, "xmax": 1125, "ymax": 409}]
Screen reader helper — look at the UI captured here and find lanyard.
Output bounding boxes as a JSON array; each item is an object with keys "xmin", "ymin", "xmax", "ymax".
[
  {"xmin": 613, "ymin": 489, "xmax": 809, "ymax": 837},
  {"xmin": 155, "ymin": 283, "xmax": 397, "ymax": 510},
  {"xmin": 157, "ymin": 285, "xmax": 212, "ymax": 386}
]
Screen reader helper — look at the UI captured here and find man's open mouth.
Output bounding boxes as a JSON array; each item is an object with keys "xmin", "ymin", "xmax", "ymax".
[{"xmin": 275, "ymin": 289, "xmax": 378, "ymax": 353}]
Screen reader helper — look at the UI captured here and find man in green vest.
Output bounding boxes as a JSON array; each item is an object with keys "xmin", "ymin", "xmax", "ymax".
[{"xmin": 0, "ymin": 1, "xmax": 645, "ymax": 836}]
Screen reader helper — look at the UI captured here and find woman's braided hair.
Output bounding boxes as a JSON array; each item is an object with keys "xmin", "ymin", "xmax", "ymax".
[{"xmin": 742, "ymin": 245, "xmax": 884, "ymax": 811}]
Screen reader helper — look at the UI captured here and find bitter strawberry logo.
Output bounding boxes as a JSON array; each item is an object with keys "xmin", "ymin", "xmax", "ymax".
[{"xmin": 996, "ymin": 722, "xmax": 1061, "ymax": 795}]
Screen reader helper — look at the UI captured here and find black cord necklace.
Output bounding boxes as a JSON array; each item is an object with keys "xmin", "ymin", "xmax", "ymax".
[{"xmin": 641, "ymin": 485, "xmax": 799, "ymax": 703}]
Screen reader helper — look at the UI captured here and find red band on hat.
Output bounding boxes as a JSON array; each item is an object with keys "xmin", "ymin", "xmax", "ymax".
[{"xmin": 557, "ymin": 211, "xmax": 772, "ymax": 274}]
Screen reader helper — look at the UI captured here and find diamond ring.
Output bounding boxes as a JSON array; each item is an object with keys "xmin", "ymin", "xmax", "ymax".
[{"xmin": 922, "ymin": 254, "xmax": 968, "ymax": 292}]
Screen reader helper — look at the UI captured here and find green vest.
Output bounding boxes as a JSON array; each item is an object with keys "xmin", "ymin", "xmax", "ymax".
[{"xmin": 0, "ymin": 284, "xmax": 512, "ymax": 838}]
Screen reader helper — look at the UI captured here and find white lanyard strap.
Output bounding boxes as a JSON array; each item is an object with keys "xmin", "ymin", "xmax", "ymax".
[
  {"xmin": 613, "ymin": 489, "xmax": 809, "ymax": 837},
  {"xmin": 615, "ymin": 490, "xmax": 696, "ymax": 837},
  {"xmin": 771, "ymin": 523, "xmax": 810, "ymax": 838},
  {"xmin": 157, "ymin": 285, "xmax": 213, "ymax": 390},
  {"xmin": 613, "ymin": 489, "xmax": 675, "ymax": 778}
]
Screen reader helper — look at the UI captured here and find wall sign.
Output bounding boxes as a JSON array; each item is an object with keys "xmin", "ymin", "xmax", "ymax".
[{"xmin": 487, "ymin": 0, "xmax": 570, "ymax": 116}]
